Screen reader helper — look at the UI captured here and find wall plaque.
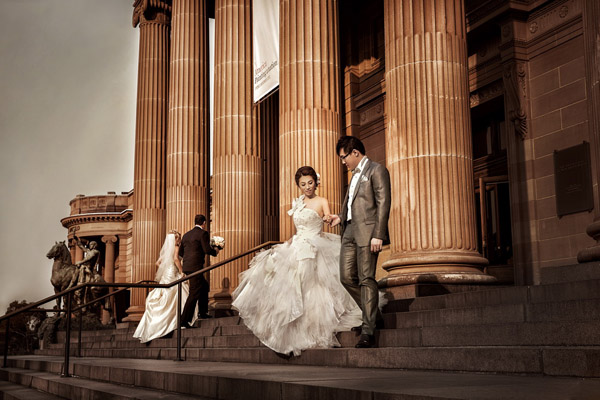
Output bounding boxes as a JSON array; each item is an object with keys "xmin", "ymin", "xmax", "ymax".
[{"xmin": 553, "ymin": 141, "xmax": 594, "ymax": 217}]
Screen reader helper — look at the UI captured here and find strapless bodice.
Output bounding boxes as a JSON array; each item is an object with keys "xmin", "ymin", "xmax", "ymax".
[{"xmin": 293, "ymin": 206, "xmax": 323, "ymax": 238}]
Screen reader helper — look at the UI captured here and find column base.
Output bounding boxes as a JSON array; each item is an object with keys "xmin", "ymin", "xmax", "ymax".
[
  {"xmin": 123, "ymin": 305, "xmax": 144, "ymax": 322},
  {"xmin": 381, "ymin": 251, "xmax": 496, "ymax": 286},
  {"xmin": 577, "ymin": 219, "xmax": 600, "ymax": 263},
  {"xmin": 379, "ymin": 271, "xmax": 497, "ymax": 287},
  {"xmin": 378, "ymin": 282, "xmax": 502, "ymax": 301},
  {"xmin": 210, "ymin": 293, "xmax": 237, "ymax": 318}
]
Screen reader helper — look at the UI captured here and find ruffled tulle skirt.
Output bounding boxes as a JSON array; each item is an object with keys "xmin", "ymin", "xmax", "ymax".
[{"xmin": 232, "ymin": 232, "xmax": 362, "ymax": 356}]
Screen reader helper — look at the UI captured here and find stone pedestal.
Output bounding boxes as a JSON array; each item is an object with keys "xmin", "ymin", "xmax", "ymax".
[
  {"xmin": 380, "ymin": 0, "xmax": 492, "ymax": 285},
  {"xmin": 278, "ymin": 0, "xmax": 342, "ymax": 239},
  {"xmin": 166, "ymin": 0, "xmax": 210, "ymax": 234},
  {"xmin": 211, "ymin": 0, "xmax": 261, "ymax": 307},
  {"xmin": 126, "ymin": 0, "xmax": 171, "ymax": 321},
  {"xmin": 578, "ymin": 0, "xmax": 600, "ymax": 263}
]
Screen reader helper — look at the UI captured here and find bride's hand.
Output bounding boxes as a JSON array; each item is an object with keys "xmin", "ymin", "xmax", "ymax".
[{"xmin": 327, "ymin": 214, "xmax": 341, "ymax": 227}]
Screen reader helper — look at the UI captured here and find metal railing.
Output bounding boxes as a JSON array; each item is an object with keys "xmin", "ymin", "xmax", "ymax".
[{"xmin": 0, "ymin": 241, "xmax": 281, "ymax": 377}]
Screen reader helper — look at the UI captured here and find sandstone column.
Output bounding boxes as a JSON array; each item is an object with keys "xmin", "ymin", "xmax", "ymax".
[
  {"xmin": 166, "ymin": 0, "xmax": 211, "ymax": 234},
  {"xmin": 279, "ymin": 0, "xmax": 342, "ymax": 239},
  {"xmin": 578, "ymin": 0, "xmax": 600, "ymax": 262},
  {"xmin": 74, "ymin": 240, "xmax": 83, "ymax": 264},
  {"xmin": 101, "ymin": 235, "xmax": 117, "ymax": 324},
  {"xmin": 211, "ymin": 0, "xmax": 261, "ymax": 307},
  {"xmin": 126, "ymin": 0, "xmax": 171, "ymax": 321},
  {"xmin": 381, "ymin": 0, "xmax": 493, "ymax": 285}
]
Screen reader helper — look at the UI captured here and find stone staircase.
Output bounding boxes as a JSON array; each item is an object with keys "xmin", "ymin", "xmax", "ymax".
[{"xmin": 1, "ymin": 261, "xmax": 600, "ymax": 399}]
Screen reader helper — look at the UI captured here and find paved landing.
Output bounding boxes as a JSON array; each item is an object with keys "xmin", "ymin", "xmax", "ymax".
[{"xmin": 8, "ymin": 355, "xmax": 600, "ymax": 400}]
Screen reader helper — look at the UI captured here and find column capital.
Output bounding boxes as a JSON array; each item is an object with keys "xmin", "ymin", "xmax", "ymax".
[
  {"xmin": 101, "ymin": 235, "xmax": 118, "ymax": 244},
  {"xmin": 133, "ymin": 0, "xmax": 172, "ymax": 28}
]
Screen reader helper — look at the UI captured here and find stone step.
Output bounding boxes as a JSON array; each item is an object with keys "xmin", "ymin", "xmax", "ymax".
[
  {"xmin": 416, "ymin": 320, "xmax": 600, "ymax": 347},
  {"xmin": 8, "ymin": 355, "xmax": 600, "ymax": 399},
  {"xmin": 0, "ymin": 381, "xmax": 62, "ymax": 400},
  {"xmin": 31, "ymin": 345, "xmax": 600, "ymax": 377},
  {"xmin": 2, "ymin": 367, "xmax": 209, "ymax": 399},
  {"xmin": 45, "ymin": 313, "xmax": 600, "ymax": 354},
  {"xmin": 52, "ymin": 279, "xmax": 600, "ymax": 346},
  {"xmin": 386, "ymin": 279, "xmax": 600, "ymax": 313},
  {"xmin": 58, "ymin": 324, "xmax": 251, "ymax": 345},
  {"xmin": 55, "ymin": 295, "xmax": 600, "ymax": 351},
  {"xmin": 55, "ymin": 316, "xmax": 243, "ymax": 341},
  {"xmin": 385, "ymin": 303, "xmax": 526, "ymax": 328},
  {"xmin": 387, "ymin": 297, "xmax": 600, "ymax": 329},
  {"xmin": 540, "ymin": 261, "xmax": 600, "ymax": 284}
]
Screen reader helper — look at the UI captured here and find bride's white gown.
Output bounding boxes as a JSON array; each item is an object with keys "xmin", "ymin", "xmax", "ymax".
[
  {"xmin": 133, "ymin": 261, "xmax": 190, "ymax": 343},
  {"xmin": 232, "ymin": 196, "xmax": 362, "ymax": 356}
]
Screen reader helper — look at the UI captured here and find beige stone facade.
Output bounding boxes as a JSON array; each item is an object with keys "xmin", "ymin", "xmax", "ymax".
[{"xmin": 63, "ymin": 0, "xmax": 599, "ymax": 320}]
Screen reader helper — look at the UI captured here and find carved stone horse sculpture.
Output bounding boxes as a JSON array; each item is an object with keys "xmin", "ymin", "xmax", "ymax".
[{"xmin": 46, "ymin": 241, "xmax": 109, "ymax": 311}]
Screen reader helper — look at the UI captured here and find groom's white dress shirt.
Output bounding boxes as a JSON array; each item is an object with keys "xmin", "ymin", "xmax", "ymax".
[{"xmin": 347, "ymin": 156, "xmax": 369, "ymax": 222}]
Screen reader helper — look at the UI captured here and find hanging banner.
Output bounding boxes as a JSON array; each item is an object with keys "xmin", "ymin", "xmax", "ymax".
[{"xmin": 253, "ymin": 0, "xmax": 279, "ymax": 103}]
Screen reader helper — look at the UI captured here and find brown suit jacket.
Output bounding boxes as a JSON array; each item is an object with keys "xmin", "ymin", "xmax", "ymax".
[{"xmin": 340, "ymin": 158, "xmax": 391, "ymax": 247}]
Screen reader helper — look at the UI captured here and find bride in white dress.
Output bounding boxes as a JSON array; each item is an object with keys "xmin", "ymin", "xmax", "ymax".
[
  {"xmin": 133, "ymin": 230, "xmax": 191, "ymax": 343},
  {"xmin": 232, "ymin": 166, "xmax": 363, "ymax": 356}
]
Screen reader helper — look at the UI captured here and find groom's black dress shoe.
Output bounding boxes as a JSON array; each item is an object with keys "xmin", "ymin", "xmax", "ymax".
[
  {"xmin": 180, "ymin": 322, "xmax": 192, "ymax": 329},
  {"xmin": 355, "ymin": 334, "xmax": 375, "ymax": 348}
]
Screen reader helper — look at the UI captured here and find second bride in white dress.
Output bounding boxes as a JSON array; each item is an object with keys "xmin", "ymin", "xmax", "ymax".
[
  {"xmin": 232, "ymin": 166, "xmax": 362, "ymax": 356},
  {"xmin": 133, "ymin": 230, "xmax": 192, "ymax": 343}
]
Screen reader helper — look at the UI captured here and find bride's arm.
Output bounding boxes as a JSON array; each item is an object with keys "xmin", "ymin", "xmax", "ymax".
[
  {"xmin": 173, "ymin": 245, "xmax": 183, "ymax": 273},
  {"xmin": 321, "ymin": 197, "xmax": 333, "ymax": 223}
]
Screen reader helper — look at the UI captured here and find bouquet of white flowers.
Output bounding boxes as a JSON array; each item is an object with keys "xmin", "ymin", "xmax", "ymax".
[{"xmin": 210, "ymin": 236, "xmax": 225, "ymax": 249}]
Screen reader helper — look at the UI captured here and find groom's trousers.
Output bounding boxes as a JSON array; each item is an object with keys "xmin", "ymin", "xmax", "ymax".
[
  {"xmin": 181, "ymin": 273, "xmax": 209, "ymax": 324},
  {"xmin": 339, "ymin": 222, "xmax": 379, "ymax": 336}
]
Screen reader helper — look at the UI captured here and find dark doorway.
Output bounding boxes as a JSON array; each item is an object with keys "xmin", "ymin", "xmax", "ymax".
[{"xmin": 471, "ymin": 95, "xmax": 514, "ymax": 283}]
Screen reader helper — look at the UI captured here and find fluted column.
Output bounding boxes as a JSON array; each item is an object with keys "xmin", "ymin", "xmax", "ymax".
[
  {"xmin": 279, "ymin": 0, "xmax": 342, "ymax": 239},
  {"xmin": 126, "ymin": 0, "xmax": 171, "ymax": 321},
  {"xmin": 381, "ymin": 0, "xmax": 493, "ymax": 285},
  {"xmin": 211, "ymin": 0, "xmax": 261, "ymax": 307},
  {"xmin": 578, "ymin": 0, "xmax": 600, "ymax": 262},
  {"xmin": 101, "ymin": 235, "xmax": 117, "ymax": 324},
  {"xmin": 166, "ymin": 0, "xmax": 210, "ymax": 234},
  {"xmin": 74, "ymin": 240, "xmax": 83, "ymax": 264}
]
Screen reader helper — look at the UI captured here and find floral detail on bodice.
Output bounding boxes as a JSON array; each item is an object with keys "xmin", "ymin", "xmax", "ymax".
[{"xmin": 287, "ymin": 195, "xmax": 323, "ymax": 260}]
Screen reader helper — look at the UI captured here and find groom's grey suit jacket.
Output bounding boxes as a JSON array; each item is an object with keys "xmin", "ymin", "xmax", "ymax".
[{"xmin": 340, "ymin": 159, "xmax": 391, "ymax": 247}]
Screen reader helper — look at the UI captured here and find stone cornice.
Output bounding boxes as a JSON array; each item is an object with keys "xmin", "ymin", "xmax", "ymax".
[
  {"xmin": 466, "ymin": 0, "xmax": 532, "ymax": 31},
  {"xmin": 466, "ymin": 0, "xmax": 557, "ymax": 31},
  {"xmin": 470, "ymin": 79, "xmax": 504, "ymax": 108},
  {"xmin": 61, "ymin": 210, "xmax": 133, "ymax": 229}
]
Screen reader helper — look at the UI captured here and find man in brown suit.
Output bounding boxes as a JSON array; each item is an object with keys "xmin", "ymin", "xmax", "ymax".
[{"xmin": 329, "ymin": 136, "xmax": 391, "ymax": 348}]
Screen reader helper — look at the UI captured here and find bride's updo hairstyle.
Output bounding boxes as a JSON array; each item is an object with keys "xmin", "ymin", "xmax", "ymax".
[
  {"xmin": 168, "ymin": 229, "xmax": 181, "ymax": 244},
  {"xmin": 295, "ymin": 166, "xmax": 319, "ymax": 187}
]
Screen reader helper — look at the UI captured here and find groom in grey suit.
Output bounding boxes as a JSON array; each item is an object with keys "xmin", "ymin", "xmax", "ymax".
[{"xmin": 329, "ymin": 136, "xmax": 391, "ymax": 348}]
